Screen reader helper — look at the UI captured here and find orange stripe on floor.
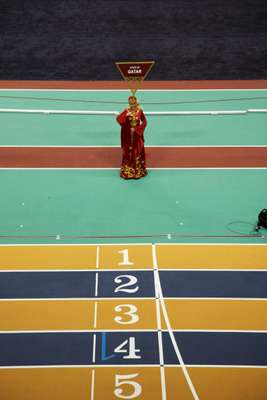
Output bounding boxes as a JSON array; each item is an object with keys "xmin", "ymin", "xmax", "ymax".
[
  {"xmin": 0, "ymin": 244, "xmax": 153, "ymax": 270},
  {"xmin": 0, "ymin": 245, "xmax": 97, "ymax": 269},
  {"xmin": 164, "ymin": 299, "xmax": 267, "ymax": 330},
  {"xmin": 0, "ymin": 300, "xmax": 94, "ymax": 331},
  {"xmin": 156, "ymin": 244, "xmax": 267, "ymax": 269},
  {"xmin": 0, "ymin": 299, "xmax": 266, "ymax": 332},
  {"xmin": 0, "ymin": 368, "xmax": 91, "ymax": 400},
  {"xmin": 165, "ymin": 367, "xmax": 267, "ymax": 400}
]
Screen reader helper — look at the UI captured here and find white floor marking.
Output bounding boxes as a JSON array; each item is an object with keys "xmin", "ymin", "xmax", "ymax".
[
  {"xmin": 92, "ymin": 334, "xmax": 97, "ymax": 364},
  {"xmin": 0, "ymin": 297, "xmax": 266, "ymax": 302},
  {"xmin": 0, "ymin": 88, "xmax": 267, "ymax": 92},
  {"xmin": 153, "ymin": 251, "xmax": 167, "ymax": 399},
  {"xmin": 1, "ymin": 167, "xmax": 267, "ymax": 170},
  {"xmin": 90, "ymin": 368, "xmax": 95, "ymax": 400},
  {"xmin": 1, "ymin": 145, "xmax": 267, "ymax": 148},
  {"xmin": 0, "ymin": 242, "xmax": 151, "ymax": 247},
  {"xmin": 94, "ymin": 273, "xmax": 99, "ymax": 298},
  {"xmin": 1, "ymin": 329, "xmax": 266, "ymax": 334},
  {"xmin": 152, "ymin": 244, "xmax": 200, "ymax": 400},
  {"xmin": 96, "ymin": 246, "xmax": 100, "ymax": 269},
  {"xmin": 0, "ymin": 364, "xmax": 266, "ymax": 369},
  {"xmin": 93, "ymin": 302, "xmax": 98, "ymax": 329}
]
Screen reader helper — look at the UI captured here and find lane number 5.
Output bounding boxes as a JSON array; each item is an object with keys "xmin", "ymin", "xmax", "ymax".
[{"xmin": 114, "ymin": 374, "xmax": 142, "ymax": 399}]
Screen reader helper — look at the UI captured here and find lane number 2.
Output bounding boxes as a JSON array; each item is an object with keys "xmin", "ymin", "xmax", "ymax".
[{"xmin": 114, "ymin": 275, "xmax": 139, "ymax": 294}]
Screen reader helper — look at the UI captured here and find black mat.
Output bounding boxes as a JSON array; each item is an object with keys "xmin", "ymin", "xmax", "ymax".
[{"xmin": 0, "ymin": 0, "xmax": 267, "ymax": 80}]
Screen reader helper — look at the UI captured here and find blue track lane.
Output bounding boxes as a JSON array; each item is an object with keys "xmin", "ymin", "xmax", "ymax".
[
  {"xmin": 0, "ymin": 332, "xmax": 266, "ymax": 366},
  {"xmin": 0, "ymin": 271, "xmax": 267, "ymax": 298}
]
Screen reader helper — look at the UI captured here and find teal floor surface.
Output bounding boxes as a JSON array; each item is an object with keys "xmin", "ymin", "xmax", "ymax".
[
  {"xmin": 0, "ymin": 89, "xmax": 266, "ymax": 244},
  {"xmin": 0, "ymin": 89, "xmax": 266, "ymax": 146},
  {"xmin": 0, "ymin": 169, "xmax": 266, "ymax": 244}
]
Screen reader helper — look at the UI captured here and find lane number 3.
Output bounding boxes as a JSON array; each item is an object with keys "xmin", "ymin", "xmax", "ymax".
[{"xmin": 114, "ymin": 304, "xmax": 139, "ymax": 325}]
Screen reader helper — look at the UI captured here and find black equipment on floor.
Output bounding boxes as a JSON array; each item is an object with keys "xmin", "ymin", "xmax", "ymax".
[{"xmin": 255, "ymin": 209, "xmax": 267, "ymax": 231}]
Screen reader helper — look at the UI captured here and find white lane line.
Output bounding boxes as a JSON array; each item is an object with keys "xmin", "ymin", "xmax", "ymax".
[
  {"xmin": 93, "ymin": 302, "xmax": 98, "ymax": 329},
  {"xmin": 0, "ymin": 364, "xmax": 266, "ymax": 369},
  {"xmin": 152, "ymin": 244, "xmax": 200, "ymax": 400},
  {"xmin": 1, "ymin": 329, "xmax": 267, "ymax": 334},
  {"xmin": 0, "ymin": 109, "xmax": 118, "ymax": 115},
  {"xmin": 0, "ymin": 89, "xmax": 267, "ymax": 92},
  {"xmin": 0, "ymin": 268, "xmax": 266, "ymax": 272},
  {"xmin": 156, "ymin": 243, "xmax": 267, "ymax": 246},
  {"xmin": 92, "ymin": 334, "xmax": 97, "ymax": 364},
  {"xmin": 96, "ymin": 246, "xmax": 100, "ymax": 269},
  {"xmin": 0, "ymin": 242, "xmax": 151, "ymax": 247},
  {"xmin": 94, "ymin": 273, "xmax": 99, "ymax": 297},
  {"xmin": 1, "ymin": 145, "xmax": 266, "ymax": 148},
  {"xmin": 1, "ymin": 167, "xmax": 267, "ymax": 170},
  {"xmin": 90, "ymin": 368, "xmax": 95, "ymax": 400},
  {"xmin": 3, "ymin": 108, "xmax": 266, "ymax": 116},
  {"xmin": 0, "ymin": 297, "xmax": 266, "ymax": 302},
  {"xmin": 153, "ymin": 249, "xmax": 167, "ymax": 399}
]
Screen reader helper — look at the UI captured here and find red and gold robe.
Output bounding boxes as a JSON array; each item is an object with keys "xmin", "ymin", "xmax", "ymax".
[{"xmin": 116, "ymin": 107, "xmax": 147, "ymax": 179}]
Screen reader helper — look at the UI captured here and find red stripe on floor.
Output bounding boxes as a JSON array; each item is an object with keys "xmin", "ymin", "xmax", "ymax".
[
  {"xmin": 0, "ymin": 80, "xmax": 267, "ymax": 89},
  {"xmin": 0, "ymin": 146, "xmax": 266, "ymax": 168}
]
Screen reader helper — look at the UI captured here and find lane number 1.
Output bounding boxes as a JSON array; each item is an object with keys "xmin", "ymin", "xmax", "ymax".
[{"xmin": 118, "ymin": 249, "xmax": 134, "ymax": 266}]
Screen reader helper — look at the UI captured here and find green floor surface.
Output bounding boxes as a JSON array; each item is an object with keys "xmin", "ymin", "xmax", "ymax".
[
  {"xmin": 0, "ymin": 169, "xmax": 266, "ymax": 244},
  {"xmin": 0, "ymin": 89, "xmax": 267, "ymax": 146}
]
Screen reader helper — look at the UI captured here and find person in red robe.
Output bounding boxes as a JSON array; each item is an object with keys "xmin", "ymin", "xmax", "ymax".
[{"xmin": 116, "ymin": 96, "xmax": 147, "ymax": 179}]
